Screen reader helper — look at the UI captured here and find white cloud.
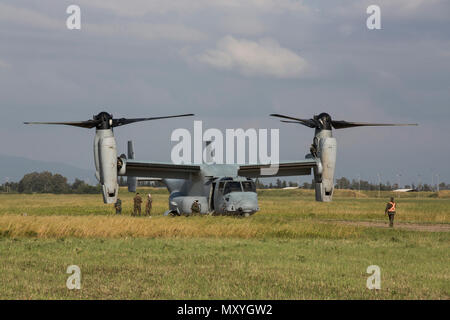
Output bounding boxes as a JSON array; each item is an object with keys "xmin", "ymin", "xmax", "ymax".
[
  {"xmin": 378, "ymin": 0, "xmax": 449, "ymax": 20},
  {"xmin": 378, "ymin": 0, "xmax": 443, "ymax": 12},
  {"xmin": 0, "ymin": 3, "xmax": 205, "ymax": 43},
  {"xmin": 0, "ymin": 3, "xmax": 60, "ymax": 30},
  {"xmin": 333, "ymin": 0, "xmax": 448, "ymax": 21},
  {"xmin": 79, "ymin": 0, "xmax": 308, "ymax": 16},
  {"xmin": 197, "ymin": 36, "xmax": 307, "ymax": 78},
  {"xmin": 220, "ymin": 15, "xmax": 265, "ymax": 35},
  {"xmin": 86, "ymin": 23, "xmax": 206, "ymax": 42}
]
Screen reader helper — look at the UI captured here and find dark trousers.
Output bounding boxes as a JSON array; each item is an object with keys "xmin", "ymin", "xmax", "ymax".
[{"xmin": 388, "ymin": 213, "xmax": 395, "ymax": 227}]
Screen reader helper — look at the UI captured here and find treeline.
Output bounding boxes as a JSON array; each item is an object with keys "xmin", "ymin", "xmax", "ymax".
[
  {"xmin": 255, "ymin": 179, "xmax": 299, "ymax": 189},
  {"xmin": 0, "ymin": 171, "xmax": 101, "ymax": 194},
  {"xmin": 334, "ymin": 177, "xmax": 450, "ymax": 192},
  {"xmin": 256, "ymin": 177, "xmax": 450, "ymax": 191},
  {"xmin": 1, "ymin": 171, "xmax": 449, "ymax": 193}
]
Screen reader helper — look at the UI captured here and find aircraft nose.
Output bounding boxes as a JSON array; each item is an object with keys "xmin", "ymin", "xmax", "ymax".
[{"xmin": 226, "ymin": 192, "xmax": 258, "ymax": 214}]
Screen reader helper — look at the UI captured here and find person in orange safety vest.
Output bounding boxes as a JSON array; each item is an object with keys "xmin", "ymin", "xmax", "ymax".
[{"xmin": 385, "ymin": 197, "xmax": 397, "ymax": 228}]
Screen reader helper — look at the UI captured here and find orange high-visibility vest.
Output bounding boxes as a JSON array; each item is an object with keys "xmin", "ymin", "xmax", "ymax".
[{"xmin": 388, "ymin": 202, "xmax": 396, "ymax": 212}]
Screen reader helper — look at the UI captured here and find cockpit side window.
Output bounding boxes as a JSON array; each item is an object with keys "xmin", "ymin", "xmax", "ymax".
[
  {"xmin": 242, "ymin": 181, "xmax": 256, "ymax": 192},
  {"xmin": 218, "ymin": 182, "xmax": 225, "ymax": 193},
  {"xmin": 223, "ymin": 182, "xmax": 242, "ymax": 194}
]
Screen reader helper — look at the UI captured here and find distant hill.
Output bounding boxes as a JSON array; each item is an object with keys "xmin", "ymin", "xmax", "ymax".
[{"xmin": 0, "ymin": 154, "xmax": 94, "ymax": 183}]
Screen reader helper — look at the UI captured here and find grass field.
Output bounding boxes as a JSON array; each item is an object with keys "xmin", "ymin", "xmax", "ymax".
[{"xmin": 0, "ymin": 188, "xmax": 448, "ymax": 299}]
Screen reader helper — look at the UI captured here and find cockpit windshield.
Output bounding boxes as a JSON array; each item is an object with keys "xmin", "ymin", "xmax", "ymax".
[
  {"xmin": 223, "ymin": 182, "xmax": 242, "ymax": 194},
  {"xmin": 222, "ymin": 181, "xmax": 256, "ymax": 194}
]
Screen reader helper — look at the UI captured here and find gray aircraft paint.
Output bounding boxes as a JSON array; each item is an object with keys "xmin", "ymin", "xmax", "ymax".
[
  {"xmin": 94, "ymin": 128, "xmax": 119, "ymax": 204},
  {"xmin": 313, "ymin": 129, "xmax": 337, "ymax": 202},
  {"xmin": 120, "ymin": 138, "xmax": 319, "ymax": 216}
]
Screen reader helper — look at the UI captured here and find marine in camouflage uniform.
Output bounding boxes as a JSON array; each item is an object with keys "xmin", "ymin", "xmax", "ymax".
[
  {"xmin": 114, "ymin": 198, "xmax": 122, "ymax": 215},
  {"xmin": 145, "ymin": 193, "xmax": 152, "ymax": 216},
  {"xmin": 133, "ymin": 193, "xmax": 143, "ymax": 216},
  {"xmin": 191, "ymin": 200, "xmax": 201, "ymax": 214},
  {"xmin": 385, "ymin": 197, "xmax": 396, "ymax": 227}
]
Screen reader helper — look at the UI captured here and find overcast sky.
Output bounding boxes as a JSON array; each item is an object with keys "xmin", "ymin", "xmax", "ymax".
[{"xmin": 0, "ymin": 0, "xmax": 449, "ymax": 186}]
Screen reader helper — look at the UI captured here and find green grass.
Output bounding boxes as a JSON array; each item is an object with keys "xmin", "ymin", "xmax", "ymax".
[
  {"xmin": 0, "ymin": 188, "xmax": 448, "ymax": 299},
  {"xmin": 0, "ymin": 236, "xmax": 448, "ymax": 299}
]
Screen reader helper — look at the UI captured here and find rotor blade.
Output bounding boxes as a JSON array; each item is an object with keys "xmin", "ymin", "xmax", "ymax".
[
  {"xmin": 280, "ymin": 120, "xmax": 306, "ymax": 124},
  {"xmin": 23, "ymin": 120, "xmax": 99, "ymax": 129},
  {"xmin": 331, "ymin": 120, "xmax": 418, "ymax": 129},
  {"xmin": 113, "ymin": 114, "xmax": 194, "ymax": 127},
  {"xmin": 270, "ymin": 114, "xmax": 316, "ymax": 128}
]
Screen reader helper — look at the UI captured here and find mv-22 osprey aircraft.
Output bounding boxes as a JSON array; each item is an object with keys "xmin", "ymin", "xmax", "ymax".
[{"xmin": 25, "ymin": 111, "xmax": 416, "ymax": 216}]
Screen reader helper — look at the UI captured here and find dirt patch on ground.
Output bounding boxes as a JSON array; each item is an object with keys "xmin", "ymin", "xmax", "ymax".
[{"xmin": 322, "ymin": 220, "xmax": 450, "ymax": 232}]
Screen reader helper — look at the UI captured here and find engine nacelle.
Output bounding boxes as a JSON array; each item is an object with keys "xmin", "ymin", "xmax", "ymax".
[
  {"xmin": 314, "ymin": 136, "xmax": 337, "ymax": 202},
  {"xmin": 94, "ymin": 129, "xmax": 118, "ymax": 204}
]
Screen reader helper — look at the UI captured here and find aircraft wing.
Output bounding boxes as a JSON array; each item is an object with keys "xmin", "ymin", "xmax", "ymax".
[
  {"xmin": 238, "ymin": 160, "xmax": 317, "ymax": 178},
  {"xmin": 135, "ymin": 178, "xmax": 163, "ymax": 182},
  {"xmin": 123, "ymin": 161, "xmax": 201, "ymax": 179}
]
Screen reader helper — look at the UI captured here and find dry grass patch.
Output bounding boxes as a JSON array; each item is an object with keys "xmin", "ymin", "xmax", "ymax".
[{"xmin": 0, "ymin": 215, "xmax": 363, "ymax": 239}]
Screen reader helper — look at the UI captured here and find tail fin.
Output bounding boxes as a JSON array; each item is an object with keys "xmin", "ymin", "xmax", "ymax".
[
  {"xmin": 127, "ymin": 140, "xmax": 137, "ymax": 192},
  {"xmin": 127, "ymin": 140, "xmax": 135, "ymax": 159}
]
